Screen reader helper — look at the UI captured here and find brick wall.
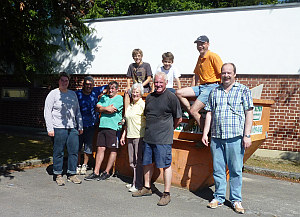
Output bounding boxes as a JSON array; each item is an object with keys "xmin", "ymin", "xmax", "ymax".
[{"xmin": 0, "ymin": 74, "xmax": 299, "ymax": 152}]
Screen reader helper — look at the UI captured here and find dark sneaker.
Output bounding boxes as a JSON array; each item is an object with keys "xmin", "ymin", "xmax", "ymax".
[
  {"xmin": 84, "ymin": 172, "xmax": 100, "ymax": 181},
  {"xmin": 98, "ymin": 171, "xmax": 110, "ymax": 181},
  {"xmin": 132, "ymin": 187, "xmax": 152, "ymax": 197},
  {"xmin": 157, "ymin": 193, "xmax": 171, "ymax": 206}
]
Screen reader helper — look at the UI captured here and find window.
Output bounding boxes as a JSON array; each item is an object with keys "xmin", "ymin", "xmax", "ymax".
[{"xmin": 1, "ymin": 88, "xmax": 29, "ymax": 100}]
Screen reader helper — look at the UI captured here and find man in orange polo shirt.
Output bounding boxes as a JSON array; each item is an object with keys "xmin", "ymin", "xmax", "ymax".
[{"xmin": 176, "ymin": 35, "xmax": 223, "ymax": 130}]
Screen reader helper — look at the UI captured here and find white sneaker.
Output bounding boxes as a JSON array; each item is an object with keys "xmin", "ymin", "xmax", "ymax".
[
  {"xmin": 76, "ymin": 166, "xmax": 81, "ymax": 175},
  {"xmin": 232, "ymin": 201, "xmax": 245, "ymax": 214},
  {"xmin": 128, "ymin": 186, "xmax": 138, "ymax": 192},
  {"xmin": 80, "ymin": 164, "xmax": 87, "ymax": 175}
]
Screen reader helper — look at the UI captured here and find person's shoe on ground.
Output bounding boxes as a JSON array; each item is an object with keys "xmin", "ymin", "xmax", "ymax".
[
  {"xmin": 55, "ymin": 174, "xmax": 65, "ymax": 186},
  {"xmin": 84, "ymin": 172, "xmax": 100, "ymax": 181},
  {"xmin": 98, "ymin": 171, "xmax": 110, "ymax": 181},
  {"xmin": 232, "ymin": 201, "xmax": 245, "ymax": 214},
  {"xmin": 207, "ymin": 199, "xmax": 223, "ymax": 209},
  {"xmin": 80, "ymin": 164, "xmax": 87, "ymax": 175},
  {"xmin": 128, "ymin": 186, "xmax": 138, "ymax": 193},
  {"xmin": 157, "ymin": 192, "xmax": 171, "ymax": 206},
  {"xmin": 76, "ymin": 165, "xmax": 81, "ymax": 175},
  {"xmin": 67, "ymin": 175, "xmax": 82, "ymax": 184},
  {"xmin": 132, "ymin": 187, "xmax": 152, "ymax": 197}
]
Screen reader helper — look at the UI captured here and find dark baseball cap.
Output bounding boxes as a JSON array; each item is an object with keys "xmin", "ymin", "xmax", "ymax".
[{"xmin": 194, "ymin": 35, "xmax": 209, "ymax": 43}]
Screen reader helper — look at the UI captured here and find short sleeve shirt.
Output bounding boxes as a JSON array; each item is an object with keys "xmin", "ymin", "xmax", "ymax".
[
  {"xmin": 155, "ymin": 65, "xmax": 181, "ymax": 88},
  {"xmin": 144, "ymin": 90, "xmax": 182, "ymax": 144},
  {"xmin": 76, "ymin": 85, "xmax": 107, "ymax": 128},
  {"xmin": 97, "ymin": 94, "xmax": 123, "ymax": 131},
  {"xmin": 127, "ymin": 62, "xmax": 152, "ymax": 92},
  {"xmin": 205, "ymin": 82, "xmax": 253, "ymax": 139},
  {"xmin": 125, "ymin": 98, "xmax": 146, "ymax": 138},
  {"xmin": 193, "ymin": 50, "xmax": 223, "ymax": 85}
]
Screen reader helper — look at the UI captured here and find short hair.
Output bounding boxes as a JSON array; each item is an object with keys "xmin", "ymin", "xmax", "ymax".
[
  {"xmin": 155, "ymin": 71, "xmax": 168, "ymax": 83},
  {"xmin": 221, "ymin": 63, "xmax": 236, "ymax": 74},
  {"xmin": 131, "ymin": 83, "xmax": 144, "ymax": 96},
  {"xmin": 162, "ymin": 52, "xmax": 174, "ymax": 62},
  {"xmin": 83, "ymin": 76, "xmax": 94, "ymax": 84},
  {"xmin": 108, "ymin": 81, "xmax": 119, "ymax": 89},
  {"xmin": 59, "ymin": 71, "xmax": 70, "ymax": 81},
  {"xmin": 132, "ymin": 49, "xmax": 143, "ymax": 57}
]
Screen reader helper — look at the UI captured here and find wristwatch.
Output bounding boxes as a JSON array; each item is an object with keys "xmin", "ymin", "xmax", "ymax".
[{"xmin": 244, "ymin": 134, "xmax": 251, "ymax": 138}]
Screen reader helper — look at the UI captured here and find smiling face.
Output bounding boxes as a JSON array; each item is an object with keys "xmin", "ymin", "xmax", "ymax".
[
  {"xmin": 196, "ymin": 41, "xmax": 209, "ymax": 57},
  {"xmin": 154, "ymin": 74, "xmax": 167, "ymax": 94},
  {"xmin": 221, "ymin": 64, "xmax": 236, "ymax": 88},
  {"xmin": 133, "ymin": 53, "xmax": 143, "ymax": 65},
  {"xmin": 131, "ymin": 88, "xmax": 142, "ymax": 103},
  {"xmin": 58, "ymin": 76, "xmax": 69, "ymax": 92},
  {"xmin": 108, "ymin": 83, "xmax": 118, "ymax": 98},
  {"xmin": 162, "ymin": 58, "xmax": 173, "ymax": 70}
]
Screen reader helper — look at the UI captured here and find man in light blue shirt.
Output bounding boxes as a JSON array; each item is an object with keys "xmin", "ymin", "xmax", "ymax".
[{"xmin": 202, "ymin": 63, "xmax": 253, "ymax": 214}]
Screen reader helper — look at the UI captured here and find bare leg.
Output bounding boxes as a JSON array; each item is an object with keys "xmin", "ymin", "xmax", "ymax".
[
  {"xmin": 176, "ymin": 87, "xmax": 196, "ymax": 115},
  {"xmin": 105, "ymin": 149, "xmax": 117, "ymax": 174},
  {"xmin": 83, "ymin": 153, "xmax": 91, "ymax": 165},
  {"xmin": 190, "ymin": 99, "xmax": 205, "ymax": 127},
  {"xmin": 94, "ymin": 146, "xmax": 106, "ymax": 175},
  {"xmin": 163, "ymin": 166, "xmax": 172, "ymax": 192},
  {"xmin": 144, "ymin": 163, "xmax": 154, "ymax": 188}
]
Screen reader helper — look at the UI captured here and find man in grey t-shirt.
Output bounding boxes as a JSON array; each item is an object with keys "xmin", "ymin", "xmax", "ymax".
[{"xmin": 132, "ymin": 72, "xmax": 182, "ymax": 206}]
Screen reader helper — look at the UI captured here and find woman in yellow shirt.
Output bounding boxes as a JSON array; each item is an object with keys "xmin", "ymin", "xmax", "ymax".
[{"xmin": 120, "ymin": 83, "xmax": 146, "ymax": 192}]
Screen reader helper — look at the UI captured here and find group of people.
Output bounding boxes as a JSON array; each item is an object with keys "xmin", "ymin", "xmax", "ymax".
[{"xmin": 44, "ymin": 35, "xmax": 253, "ymax": 214}]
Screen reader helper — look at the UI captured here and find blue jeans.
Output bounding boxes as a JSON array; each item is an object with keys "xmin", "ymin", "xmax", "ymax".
[
  {"xmin": 210, "ymin": 136, "xmax": 244, "ymax": 203},
  {"xmin": 53, "ymin": 128, "xmax": 79, "ymax": 175}
]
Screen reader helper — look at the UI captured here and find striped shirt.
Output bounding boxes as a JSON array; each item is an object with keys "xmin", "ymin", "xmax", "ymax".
[{"xmin": 205, "ymin": 82, "xmax": 253, "ymax": 139}]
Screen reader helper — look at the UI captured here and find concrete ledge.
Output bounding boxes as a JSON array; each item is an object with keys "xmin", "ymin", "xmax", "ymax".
[
  {"xmin": 0, "ymin": 157, "xmax": 52, "ymax": 172},
  {"xmin": 253, "ymin": 148, "xmax": 300, "ymax": 162},
  {"xmin": 244, "ymin": 165, "xmax": 300, "ymax": 180}
]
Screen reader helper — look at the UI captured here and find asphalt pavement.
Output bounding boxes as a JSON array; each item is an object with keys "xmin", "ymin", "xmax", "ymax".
[{"xmin": 0, "ymin": 166, "xmax": 299, "ymax": 217}]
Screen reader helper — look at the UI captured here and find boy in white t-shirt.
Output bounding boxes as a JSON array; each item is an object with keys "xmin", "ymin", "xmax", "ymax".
[{"xmin": 154, "ymin": 52, "xmax": 181, "ymax": 93}]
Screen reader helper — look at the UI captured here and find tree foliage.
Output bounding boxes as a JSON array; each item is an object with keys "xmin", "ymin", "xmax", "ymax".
[
  {"xmin": 85, "ymin": 0, "xmax": 279, "ymax": 19},
  {"xmin": 0, "ymin": 0, "xmax": 94, "ymax": 82},
  {"xmin": 0, "ymin": 0, "xmax": 284, "ymax": 82}
]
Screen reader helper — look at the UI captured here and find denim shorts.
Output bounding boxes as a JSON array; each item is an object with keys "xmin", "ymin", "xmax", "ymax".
[
  {"xmin": 191, "ymin": 83, "xmax": 219, "ymax": 105},
  {"xmin": 79, "ymin": 126, "xmax": 96, "ymax": 154},
  {"xmin": 142, "ymin": 143, "xmax": 172, "ymax": 168}
]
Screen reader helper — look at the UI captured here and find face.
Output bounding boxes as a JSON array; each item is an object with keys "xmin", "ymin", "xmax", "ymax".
[
  {"xmin": 131, "ymin": 88, "xmax": 142, "ymax": 102},
  {"xmin": 108, "ymin": 84, "xmax": 118, "ymax": 98},
  {"xmin": 162, "ymin": 59, "xmax": 173, "ymax": 70},
  {"xmin": 221, "ymin": 64, "xmax": 236, "ymax": 87},
  {"xmin": 133, "ymin": 53, "xmax": 143, "ymax": 65},
  {"xmin": 83, "ymin": 80, "xmax": 94, "ymax": 94},
  {"xmin": 196, "ymin": 41, "xmax": 209, "ymax": 55},
  {"xmin": 58, "ymin": 76, "xmax": 69, "ymax": 90},
  {"xmin": 154, "ymin": 75, "xmax": 167, "ymax": 94}
]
